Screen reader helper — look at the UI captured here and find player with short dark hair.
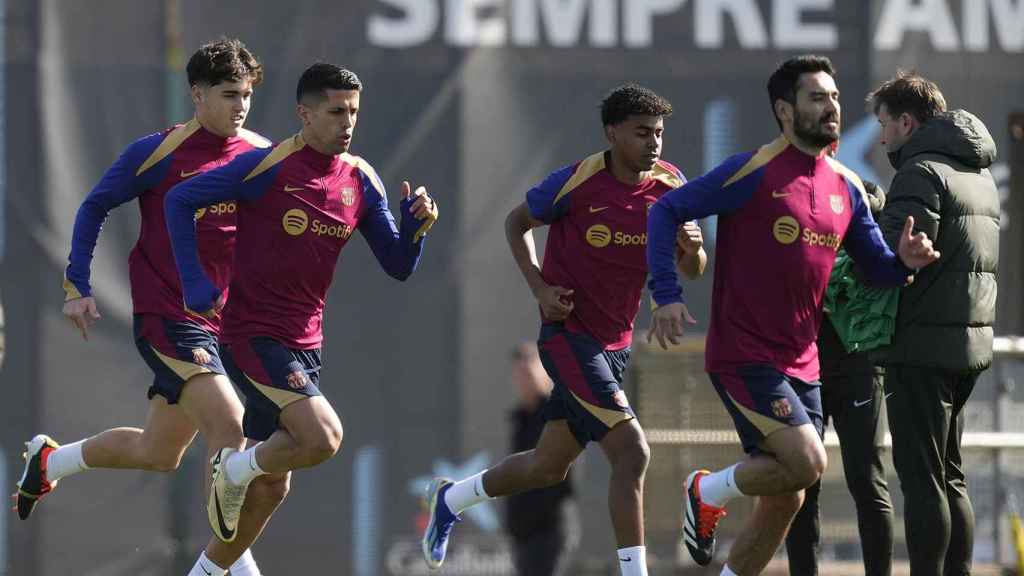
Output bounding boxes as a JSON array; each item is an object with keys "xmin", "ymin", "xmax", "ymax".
[
  {"xmin": 646, "ymin": 55, "xmax": 939, "ymax": 575},
  {"xmin": 422, "ymin": 83, "xmax": 705, "ymax": 576},
  {"xmin": 165, "ymin": 62, "xmax": 438, "ymax": 576}
]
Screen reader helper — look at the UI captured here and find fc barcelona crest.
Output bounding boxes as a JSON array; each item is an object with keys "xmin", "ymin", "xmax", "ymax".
[
  {"xmin": 341, "ymin": 187, "xmax": 356, "ymax": 207},
  {"xmin": 829, "ymin": 194, "xmax": 844, "ymax": 215},
  {"xmin": 771, "ymin": 398, "xmax": 792, "ymax": 418}
]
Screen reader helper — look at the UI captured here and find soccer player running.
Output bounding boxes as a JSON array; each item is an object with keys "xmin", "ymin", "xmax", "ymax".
[
  {"xmin": 422, "ymin": 84, "xmax": 706, "ymax": 576},
  {"xmin": 14, "ymin": 38, "xmax": 273, "ymax": 576},
  {"xmin": 646, "ymin": 55, "xmax": 939, "ymax": 576},
  {"xmin": 165, "ymin": 62, "xmax": 438, "ymax": 576}
]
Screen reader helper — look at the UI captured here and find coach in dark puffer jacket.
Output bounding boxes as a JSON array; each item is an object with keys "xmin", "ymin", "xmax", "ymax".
[{"xmin": 869, "ymin": 71, "xmax": 999, "ymax": 576}]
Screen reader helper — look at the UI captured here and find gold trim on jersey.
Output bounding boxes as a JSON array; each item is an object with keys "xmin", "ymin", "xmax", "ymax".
[
  {"xmin": 136, "ymin": 118, "xmax": 202, "ymax": 176},
  {"xmin": 244, "ymin": 134, "xmax": 306, "ymax": 181},
  {"xmin": 553, "ymin": 152, "xmax": 606, "ymax": 205},
  {"xmin": 722, "ymin": 135, "xmax": 789, "ymax": 188}
]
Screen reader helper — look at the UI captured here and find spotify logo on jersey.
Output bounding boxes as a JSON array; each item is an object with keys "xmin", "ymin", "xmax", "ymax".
[
  {"xmin": 586, "ymin": 224, "xmax": 612, "ymax": 248},
  {"xmin": 282, "ymin": 208, "xmax": 309, "ymax": 236},
  {"xmin": 772, "ymin": 216, "xmax": 800, "ymax": 245}
]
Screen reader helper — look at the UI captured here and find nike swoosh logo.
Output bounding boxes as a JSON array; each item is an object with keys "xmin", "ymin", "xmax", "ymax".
[
  {"xmin": 885, "ymin": 392, "xmax": 895, "ymax": 399},
  {"xmin": 589, "ymin": 206, "xmax": 609, "ymax": 213},
  {"xmin": 180, "ymin": 169, "xmax": 202, "ymax": 178},
  {"xmin": 201, "ymin": 565, "xmax": 212, "ymax": 576},
  {"xmin": 213, "ymin": 482, "xmax": 235, "ymax": 540},
  {"xmin": 853, "ymin": 398, "xmax": 872, "ymax": 407},
  {"xmin": 620, "ymin": 557, "xmax": 632, "ymax": 562},
  {"xmin": 283, "ymin": 185, "xmax": 305, "ymax": 192},
  {"xmin": 771, "ymin": 190, "xmax": 792, "ymax": 198}
]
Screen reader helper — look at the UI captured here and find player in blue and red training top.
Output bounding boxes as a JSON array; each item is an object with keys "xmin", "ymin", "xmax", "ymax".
[
  {"xmin": 14, "ymin": 38, "xmax": 272, "ymax": 576},
  {"xmin": 165, "ymin": 63, "xmax": 438, "ymax": 576},
  {"xmin": 422, "ymin": 84, "xmax": 706, "ymax": 576},
  {"xmin": 646, "ymin": 56, "xmax": 939, "ymax": 575}
]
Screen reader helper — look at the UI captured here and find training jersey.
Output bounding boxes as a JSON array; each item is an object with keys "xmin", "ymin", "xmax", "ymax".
[
  {"xmin": 647, "ymin": 136, "xmax": 911, "ymax": 381},
  {"xmin": 165, "ymin": 133, "xmax": 428, "ymax": 349},
  {"xmin": 64, "ymin": 119, "xmax": 270, "ymax": 333},
  {"xmin": 527, "ymin": 151, "xmax": 685, "ymax": 350}
]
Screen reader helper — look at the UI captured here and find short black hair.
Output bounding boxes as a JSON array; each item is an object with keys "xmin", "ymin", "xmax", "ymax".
[
  {"xmin": 186, "ymin": 37, "xmax": 262, "ymax": 88},
  {"xmin": 600, "ymin": 83, "xmax": 673, "ymax": 126},
  {"xmin": 296, "ymin": 63, "xmax": 363, "ymax": 104},
  {"xmin": 867, "ymin": 70, "xmax": 947, "ymax": 124},
  {"xmin": 767, "ymin": 55, "xmax": 836, "ymax": 130}
]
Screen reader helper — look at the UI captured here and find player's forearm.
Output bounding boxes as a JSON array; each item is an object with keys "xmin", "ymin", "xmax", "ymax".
[
  {"xmin": 647, "ymin": 201, "xmax": 685, "ymax": 306},
  {"xmin": 677, "ymin": 247, "xmax": 707, "ymax": 280},
  {"xmin": 505, "ymin": 207, "xmax": 547, "ymax": 297},
  {"xmin": 65, "ymin": 198, "xmax": 113, "ymax": 298},
  {"xmin": 164, "ymin": 187, "xmax": 219, "ymax": 310}
]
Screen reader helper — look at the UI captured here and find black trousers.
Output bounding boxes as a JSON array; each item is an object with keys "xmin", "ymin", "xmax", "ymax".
[
  {"xmin": 786, "ymin": 353, "xmax": 894, "ymax": 575},
  {"xmin": 886, "ymin": 364, "xmax": 978, "ymax": 576}
]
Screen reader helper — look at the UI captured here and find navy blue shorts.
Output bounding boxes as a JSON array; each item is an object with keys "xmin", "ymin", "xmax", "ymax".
[
  {"xmin": 133, "ymin": 314, "xmax": 225, "ymax": 404},
  {"xmin": 537, "ymin": 324, "xmax": 636, "ymax": 447},
  {"xmin": 222, "ymin": 337, "xmax": 323, "ymax": 441},
  {"xmin": 709, "ymin": 364, "xmax": 824, "ymax": 454}
]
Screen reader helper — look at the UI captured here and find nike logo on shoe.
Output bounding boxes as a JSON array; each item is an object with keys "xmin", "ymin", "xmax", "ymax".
[
  {"xmin": 853, "ymin": 398, "xmax": 872, "ymax": 407},
  {"xmin": 213, "ymin": 487, "xmax": 235, "ymax": 541}
]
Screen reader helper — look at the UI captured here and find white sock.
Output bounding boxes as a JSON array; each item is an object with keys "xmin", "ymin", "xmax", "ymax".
[
  {"xmin": 229, "ymin": 549, "xmax": 261, "ymax": 576},
  {"xmin": 46, "ymin": 439, "xmax": 90, "ymax": 482},
  {"xmin": 188, "ymin": 552, "xmax": 226, "ymax": 576},
  {"xmin": 225, "ymin": 445, "xmax": 265, "ymax": 486},
  {"xmin": 443, "ymin": 471, "xmax": 492, "ymax": 515},
  {"xmin": 699, "ymin": 464, "xmax": 743, "ymax": 508},
  {"xmin": 721, "ymin": 563, "xmax": 739, "ymax": 576},
  {"xmin": 617, "ymin": 545, "xmax": 648, "ymax": 576}
]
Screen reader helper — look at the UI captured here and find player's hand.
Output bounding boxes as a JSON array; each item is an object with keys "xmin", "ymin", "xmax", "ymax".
[
  {"xmin": 185, "ymin": 290, "xmax": 225, "ymax": 321},
  {"xmin": 677, "ymin": 221, "xmax": 703, "ymax": 255},
  {"xmin": 897, "ymin": 215, "xmax": 940, "ymax": 274},
  {"xmin": 534, "ymin": 283, "xmax": 574, "ymax": 321},
  {"xmin": 402, "ymin": 181, "xmax": 439, "ymax": 221},
  {"xmin": 63, "ymin": 296, "xmax": 101, "ymax": 340},
  {"xmin": 647, "ymin": 302, "xmax": 696, "ymax": 350}
]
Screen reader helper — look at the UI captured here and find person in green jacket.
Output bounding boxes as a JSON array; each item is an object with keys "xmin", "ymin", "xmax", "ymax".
[
  {"xmin": 786, "ymin": 141, "xmax": 897, "ymax": 576},
  {"xmin": 870, "ymin": 71, "xmax": 1000, "ymax": 576}
]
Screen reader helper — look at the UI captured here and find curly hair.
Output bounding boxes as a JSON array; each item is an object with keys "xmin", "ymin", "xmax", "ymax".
[
  {"xmin": 296, "ymin": 63, "xmax": 363, "ymax": 104},
  {"xmin": 186, "ymin": 37, "xmax": 263, "ymax": 88},
  {"xmin": 867, "ymin": 70, "xmax": 947, "ymax": 124},
  {"xmin": 600, "ymin": 83, "xmax": 673, "ymax": 126}
]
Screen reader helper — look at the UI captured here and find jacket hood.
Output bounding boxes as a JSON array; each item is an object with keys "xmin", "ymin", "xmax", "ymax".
[{"xmin": 888, "ymin": 109, "xmax": 997, "ymax": 170}]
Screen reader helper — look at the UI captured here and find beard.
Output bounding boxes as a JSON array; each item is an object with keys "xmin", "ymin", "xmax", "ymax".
[{"xmin": 793, "ymin": 106, "xmax": 839, "ymax": 148}]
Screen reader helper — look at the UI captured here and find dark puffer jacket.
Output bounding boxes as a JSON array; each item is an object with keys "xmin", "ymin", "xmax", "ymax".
[{"xmin": 878, "ymin": 109, "xmax": 1000, "ymax": 372}]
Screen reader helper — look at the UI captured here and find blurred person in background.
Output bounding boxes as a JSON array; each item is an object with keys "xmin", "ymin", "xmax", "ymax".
[
  {"xmin": 870, "ymin": 71, "xmax": 1000, "ymax": 576},
  {"xmin": 785, "ymin": 140, "xmax": 895, "ymax": 576},
  {"xmin": 505, "ymin": 342, "xmax": 579, "ymax": 576}
]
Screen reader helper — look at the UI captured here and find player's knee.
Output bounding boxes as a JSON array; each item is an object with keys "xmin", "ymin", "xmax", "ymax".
[
  {"xmin": 304, "ymin": 422, "xmax": 343, "ymax": 466},
  {"xmin": 613, "ymin": 436, "xmax": 650, "ymax": 482},
  {"xmin": 790, "ymin": 444, "xmax": 827, "ymax": 489}
]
